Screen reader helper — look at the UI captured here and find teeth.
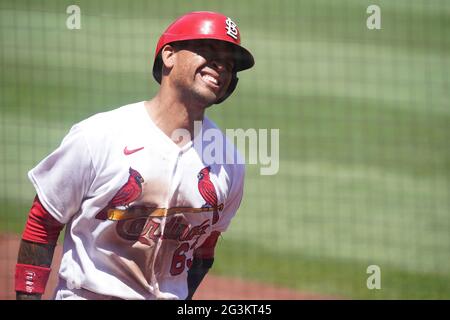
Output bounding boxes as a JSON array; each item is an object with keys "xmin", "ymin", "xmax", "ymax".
[{"xmin": 202, "ymin": 74, "xmax": 218, "ymax": 85}]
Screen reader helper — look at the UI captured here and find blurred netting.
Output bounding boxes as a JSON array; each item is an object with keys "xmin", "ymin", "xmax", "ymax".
[{"xmin": 1, "ymin": 0, "xmax": 449, "ymax": 299}]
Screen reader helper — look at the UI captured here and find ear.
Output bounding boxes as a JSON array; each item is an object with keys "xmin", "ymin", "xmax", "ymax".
[{"xmin": 161, "ymin": 44, "xmax": 176, "ymax": 69}]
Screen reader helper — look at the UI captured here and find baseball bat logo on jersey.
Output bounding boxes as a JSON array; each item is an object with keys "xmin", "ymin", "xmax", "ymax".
[{"xmin": 95, "ymin": 167, "xmax": 144, "ymax": 220}]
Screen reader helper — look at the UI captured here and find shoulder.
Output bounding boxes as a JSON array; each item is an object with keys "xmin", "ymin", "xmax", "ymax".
[
  {"xmin": 77, "ymin": 101, "xmax": 144, "ymax": 134},
  {"xmin": 63, "ymin": 101, "xmax": 145, "ymax": 164},
  {"xmin": 67, "ymin": 101, "xmax": 146, "ymax": 150}
]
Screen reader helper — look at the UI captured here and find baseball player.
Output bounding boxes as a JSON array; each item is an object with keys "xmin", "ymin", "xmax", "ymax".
[{"xmin": 15, "ymin": 11, "xmax": 254, "ymax": 300}]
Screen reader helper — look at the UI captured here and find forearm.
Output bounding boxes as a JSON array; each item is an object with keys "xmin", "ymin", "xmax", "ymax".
[
  {"xmin": 186, "ymin": 257, "xmax": 214, "ymax": 300},
  {"xmin": 16, "ymin": 239, "xmax": 56, "ymax": 300},
  {"xmin": 16, "ymin": 195, "xmax": 64, "ymax": 300}
]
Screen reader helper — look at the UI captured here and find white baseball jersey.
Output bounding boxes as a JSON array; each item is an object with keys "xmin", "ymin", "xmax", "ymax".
[{"xmin": 28, "ymin": 101, "xmax": 245, "ymax": 300}]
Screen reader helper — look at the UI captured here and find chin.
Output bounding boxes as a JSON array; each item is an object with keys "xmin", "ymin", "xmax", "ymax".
[{"xmin": 192, "ymin": 88, "xmax": 221, "ymax": 106}]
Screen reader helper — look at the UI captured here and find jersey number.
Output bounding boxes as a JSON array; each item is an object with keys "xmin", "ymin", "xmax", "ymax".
[{"xmin": 170, "ymin": 242, "xmax": 192, "ymax": 276}]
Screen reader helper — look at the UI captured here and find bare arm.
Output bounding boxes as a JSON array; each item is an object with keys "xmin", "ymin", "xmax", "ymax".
[
  {"xmin": 16, "ymin": 195, "xmax": 64, "ymax": 300},
  {"xmin": 186, "ymin": 231, "xmax": 220, "ymax": 300},
  {"xmin": 16, "ymin": 240, "xmax": 57, "ymax": 300},
  {"xmin": 186, "ymin": 257, "xmax": 214, "ymax": 300}
]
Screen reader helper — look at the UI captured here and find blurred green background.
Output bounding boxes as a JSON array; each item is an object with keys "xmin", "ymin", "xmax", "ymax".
[{"xmin": 1, "ymin": 0, "xmax": 449, "ymax": 299}]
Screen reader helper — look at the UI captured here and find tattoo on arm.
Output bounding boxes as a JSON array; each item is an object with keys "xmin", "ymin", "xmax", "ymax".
[{"xmin": 16, "ymin": 240, "xmax": 56, "ymax": 300}]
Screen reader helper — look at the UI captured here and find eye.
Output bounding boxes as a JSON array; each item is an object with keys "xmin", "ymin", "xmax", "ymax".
[
  {"xmin": 224, "ymin": 60, "xmax": 234, "ymax": 72},
  {"xmin": 194, "ymin": 48, "xmax": 211, "ymax": 59}
]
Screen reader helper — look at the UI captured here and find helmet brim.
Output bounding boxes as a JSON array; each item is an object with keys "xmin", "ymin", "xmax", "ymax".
[{"xmin": 232, "ymin": 44, "xmax": 255, "ymax": 72}]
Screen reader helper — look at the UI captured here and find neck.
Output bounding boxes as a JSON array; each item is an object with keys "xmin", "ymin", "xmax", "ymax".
[{"xmin": 144, "ymin": 90, "xmax": 206, "ymax": 145}]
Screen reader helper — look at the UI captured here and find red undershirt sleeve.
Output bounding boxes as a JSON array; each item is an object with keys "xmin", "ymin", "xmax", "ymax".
[
  {"xmin": 22, "ymin": 195, "xmax": 64, "ymax": 245},
  {"xmin": 193, "ymin": 231, "xmax": 221, "ymax": 260}
]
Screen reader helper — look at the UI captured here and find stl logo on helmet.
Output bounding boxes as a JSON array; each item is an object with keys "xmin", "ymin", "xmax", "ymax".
[{"xmin": 225, "ymin": 17, "xmax": 239, "ymax": 40}]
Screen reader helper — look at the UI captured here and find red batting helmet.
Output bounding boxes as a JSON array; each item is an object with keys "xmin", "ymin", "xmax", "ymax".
[{"xmin": 152, "ymin": 11, "xmax": 255, "ymax": 104}]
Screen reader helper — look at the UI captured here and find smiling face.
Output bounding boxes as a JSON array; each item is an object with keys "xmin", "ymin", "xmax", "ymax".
[{"xmin": 162, "ymin": 39, "xmax": 235, "ymax": 107}]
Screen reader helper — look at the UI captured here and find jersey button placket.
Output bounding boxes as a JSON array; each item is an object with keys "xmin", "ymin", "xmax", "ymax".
[{"xmin": 149, "ymin": 149, "xmax": 183, "ymax": 297}]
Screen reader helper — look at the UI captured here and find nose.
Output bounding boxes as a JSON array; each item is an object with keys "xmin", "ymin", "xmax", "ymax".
[{"xmin": 211, "ymin": 59, "xmax": 226, "ymax": 72}]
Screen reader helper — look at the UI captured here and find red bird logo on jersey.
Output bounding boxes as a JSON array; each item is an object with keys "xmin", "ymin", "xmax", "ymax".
[
  {"xmin": 197, "ymin": 166, "xmax": 220, "ymax": 224},
  {"xmin": 96, "ymin": 167, "xmax": 144, "ymax": 220}
]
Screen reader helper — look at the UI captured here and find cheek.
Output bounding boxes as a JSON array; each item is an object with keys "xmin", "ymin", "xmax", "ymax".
[
  {"xmin": 187, "ymin": 57, "xmax": 205, "ymax": 79},
  {"xmin": 173, "ymin": 63, "xmax": 195, "ymax": 84},
  {"xmin": 174, "ymin": 53, "xmax": 199, "ymax": 76},
  {"xmin": 222, "ymin": 74, "xmax": 233, "ymax": 90}
]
